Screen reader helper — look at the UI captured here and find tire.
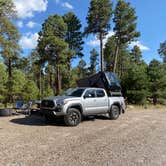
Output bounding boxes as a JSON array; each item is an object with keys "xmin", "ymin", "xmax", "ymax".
[
  {"xmin": 109, "ymin": 105, "xmax": 120, "ymax": 120},
  {"xmin": 0, "ymin": 109, "xmax": 13, "ymax": 116},
  {"xmin": 64, "ymin": 108, "xmax": 81, "ymax": 127}
]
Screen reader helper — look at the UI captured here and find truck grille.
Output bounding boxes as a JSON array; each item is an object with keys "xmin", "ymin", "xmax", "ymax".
[{"xmin": 41, "ymin": 100, "xmax": 55, "ymax": 108}]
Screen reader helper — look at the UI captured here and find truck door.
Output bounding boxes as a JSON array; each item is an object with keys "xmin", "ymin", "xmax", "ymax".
[
  {"xmin": 95, "ymin": 89, "xmax": 109, "ymax": 113},
  {"xmin": 82, "ymin": 89, "xmax": 98, "ymax": 115}
]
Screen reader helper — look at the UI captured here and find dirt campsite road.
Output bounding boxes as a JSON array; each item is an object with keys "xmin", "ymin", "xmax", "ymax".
[{"xmin": 0, "ymin": 109, "xmax": 166, "ymax": 166}]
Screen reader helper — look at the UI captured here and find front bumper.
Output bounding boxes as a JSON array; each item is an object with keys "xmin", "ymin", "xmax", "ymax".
[{"xmin": 40, "ymin": 108, "xmax": 65, "ymax": 116}]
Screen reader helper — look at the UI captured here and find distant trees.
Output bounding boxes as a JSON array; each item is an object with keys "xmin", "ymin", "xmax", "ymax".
[
  {"xmin": 148, "ymin": 59, "xmax": 166, "ymax": 105},
  {"xmin": 85, "ymin": 0, "xmax": 112, "ymax": 71},
  {"xmin": 0, "ymin": 0, "xmax": 166, "ymax": 107},
  {"xmin": 122, "ymin": 62, "xmax": 149, "ymax": 104},
  {"xmin": 158, "ymin": 41, "xmax": 166, "ymax": 62}
]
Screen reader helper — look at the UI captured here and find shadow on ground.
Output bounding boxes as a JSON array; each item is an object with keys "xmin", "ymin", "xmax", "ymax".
[
  {"xmin": 10, "ymin": 115, "xmax": 66, "ymax": 127},
  {"xmin": 10, "ymin": 114, "xmax": 110, "ymax": 127}
]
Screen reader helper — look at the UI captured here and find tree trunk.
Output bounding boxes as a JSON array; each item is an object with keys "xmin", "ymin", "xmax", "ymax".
[
  {"xmin": 8, "ymin": 58, "xmax": 12, "ymax": 78},
  {"xmin": 39, "ymin": 68, "xmax": 42, "ymax": 100},
  {"xmin": 99, "ymin": 33, "xmax": 104, "ymax": 72},
  {"xmin": 8, "ymin": 58, "xmax": 12, "ymax": 103},
  {"xmin": 56, "ymin": 66, "xmax": 62, "ymax": 95},
  {"xmin": 113, "ymin": 42, "xmax": 119, "ymax": 73},
  {"xmin": 49, "ymin": 72, "xmax": 53, "ymax": 87}
]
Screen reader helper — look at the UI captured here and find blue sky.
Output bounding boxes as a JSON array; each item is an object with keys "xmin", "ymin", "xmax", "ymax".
[{"xmin": 13, "ymin": 0, "xmax": 166, "ymax": 66}]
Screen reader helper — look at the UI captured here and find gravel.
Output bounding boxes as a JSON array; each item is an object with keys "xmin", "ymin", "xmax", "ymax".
[{"xmin": 0, "ymin": 109, "xmax": 166, "ymax": 166}]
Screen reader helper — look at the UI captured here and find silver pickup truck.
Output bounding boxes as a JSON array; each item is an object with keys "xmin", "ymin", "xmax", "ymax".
[{"xmin": 41, "ymin": 87, "xmax": 125, "ymax": 126}]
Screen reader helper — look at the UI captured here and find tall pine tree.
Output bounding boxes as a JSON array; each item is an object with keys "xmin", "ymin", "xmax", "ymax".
[
  {"xmin": 38, "ymin": 15, "xmax": 68, "ymax": 95},
  {"xmin": 85, "ymin": 0, "xmax": 112, "ymax": 72},
  {"xmin": 63, "ymin": 12, "xmax": 84, "ymax": 63},
  {"xmin": 113, "ymin": 0, "xmax": 140, "ymax": 73}
]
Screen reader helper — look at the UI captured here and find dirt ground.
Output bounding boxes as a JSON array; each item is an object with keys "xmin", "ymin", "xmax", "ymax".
[{"xmin": 0, "ymin": 108, "xmax": 166, "ymax": 166}]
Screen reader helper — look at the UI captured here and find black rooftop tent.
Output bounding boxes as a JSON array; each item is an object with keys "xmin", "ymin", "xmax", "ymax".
[{"xmin": 77, "ymin": 72, "xmax": 122, "ymax": 96}]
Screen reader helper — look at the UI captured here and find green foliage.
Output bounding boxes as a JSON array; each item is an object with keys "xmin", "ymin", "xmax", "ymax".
[
  {"xmin": 0, "ymin": 63, "xmax": 7, "ymax": 101},
  {"xmin": 89, "ymin": 49, "xmax": 99, "ymax": 74},
  {"xmin": 0, "ymin": 0, "xmax": 20, "ymax": 77},
  {"xmin": 158, "ymin": 41, "xmax": 166, "ymax": 62},
  {"xmin": 130, "ymin": 45, "xmax": 142, "ymax": 63},
  {"xmin": 38, "ymin": 14, "xmax": 69, "ymax": 95},
  {"xmin": 85, "ymin": 0, "xmax": 113, "ymax": 71},
  {"xmin": 63, "ymin": 12, "xmax": 84, "ymax": 58},
  {"xmin": 104, "ymin": 35, "xmax": 130, "ymax": 75},
  {"xmin": 113, "ymin": 0, "xmax": 140, "ymax": 72},
  {"xmin": 85, "ymin": 0, "xmax": 112, "ymax": 35},
  {"xmin": 0, "ymin": 0, "xmax": 16, "ymax": 18},
  {"xmin": 104, "ymin": 36, "xmax": 117, "ymax": 71},
  {"xmin": 12, "ymin": 70, "xmax": 26, "ymax": 98},
  {"xmin": 122, "ymin": 62, "xmax": 149, "ymax": 104},
  {"xmin": 0, "ymin": 1, "xmax": 165, "ymax": 107},
  {"xmin": 22, "ymin": 80, "xmax": 39, "ymax": 101},
  {"xmin": 78, "ymin": 59, "xmax": 87, "ymax": 78},
  {"xmin": 148, "ymin": 60, "xmax": 166, "ymax": 100},
  {"xmin": 113, "ymin": 0, "xmax": 140, "ymax": 44},
  {"xmin": 43, "ymin": 86, "xmax": 54, "ymax": 98}
]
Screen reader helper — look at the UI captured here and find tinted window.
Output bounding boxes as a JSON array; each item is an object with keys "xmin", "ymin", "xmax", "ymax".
[
  {"xmin": 67, "ymin": 88, "xmax": 85, "ymax": 97},
  {"xmin": 96, "ymin": 90, "xmax": 105, "ymax": 97},
  {"xmin": 84, "ymin": 90, "xmax": 96, "ymax": 98}
]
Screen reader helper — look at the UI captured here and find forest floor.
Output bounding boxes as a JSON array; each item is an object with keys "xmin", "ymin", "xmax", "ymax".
[{"xmin": 0, "ymin": 107, "xmax": 166, "ymax": 166}]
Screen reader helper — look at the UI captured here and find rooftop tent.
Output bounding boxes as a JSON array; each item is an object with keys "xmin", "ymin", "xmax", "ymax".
[{"xmin": 77, "ymin": 72, "xmax": 122, "ymax": 96}]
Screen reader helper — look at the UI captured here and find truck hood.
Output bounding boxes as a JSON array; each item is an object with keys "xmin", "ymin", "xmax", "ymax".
[{"xmin": 44, "ymin": 96, "xmax": 81, "ymax": 101}]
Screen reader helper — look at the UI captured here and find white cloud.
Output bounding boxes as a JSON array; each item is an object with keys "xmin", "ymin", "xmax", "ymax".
[
  {"xmin": 62, "ymin": 2, "xmax": 73, "ymax": 9},
  {"xmin": 26, "ymin": 21, "xmax": 37, "ymax": 28},
  {"xmin": 19, "ymin": 33, "xmax": 39, "ymax": 49},
  {"xmin": 87, "ymin": 32, "xmax": 150, "ymax": 51},
  {"xmin": 87, "ymin": 39, "xmax": 100, "ymax": 47},
  {"xmin": 55, "ymin": 0, "xmax": 60, "ymax": 3},
  {"xmin": 13, "ymin": 0, "xmax": 48, "ymax": 19},
  {"xmin": 17, "ymin": 21, "xmax": 23, "ymax": 28},
  {"xmin": 87, "ymin": 31, "xmax": 115, "ymax": 47},
  {"xmin": 129, "ymin": 41, "xmax": 150, "ymax": 51}
]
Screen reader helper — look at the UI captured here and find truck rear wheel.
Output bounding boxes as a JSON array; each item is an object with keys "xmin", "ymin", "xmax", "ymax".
[
  {"xmin": 109, "ymin": 105, "xmax": 120, "ymax": 120},
  {"xmin": 64, "ymin": 108, "xmax": 81, "ymax": 126}
]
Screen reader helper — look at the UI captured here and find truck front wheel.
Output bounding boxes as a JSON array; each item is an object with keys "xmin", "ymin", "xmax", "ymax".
[
  {"xmin": 109, "ymin": 105, "xmax": 120, "ymax": 120},
  {"xmin": 64, "ymin": 108, "xmax": 81, "ymax": 126}
]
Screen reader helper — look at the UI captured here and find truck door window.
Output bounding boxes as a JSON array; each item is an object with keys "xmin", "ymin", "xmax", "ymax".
[
  {"xmin": 96, "ymin": 90, "xmax": 105, "ymax": 97},
  {"xmin": 84, "ymin": 90, "xmax": 95, "ymax": 98}
]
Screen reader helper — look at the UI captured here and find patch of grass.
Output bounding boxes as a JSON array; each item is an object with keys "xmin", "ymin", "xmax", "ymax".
[{"xmin": 127, "ymin": 104, "xmax": 166, "ymax": 111}]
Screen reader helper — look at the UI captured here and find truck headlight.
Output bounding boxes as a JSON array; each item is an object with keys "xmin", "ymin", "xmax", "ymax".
[
  {"xmin": 63, "ymin": 100, "xmax": 68, "ymax": 105},
  {"xmin": 58, "ymin": 100, "xmax": 68, "ymax": 106}
]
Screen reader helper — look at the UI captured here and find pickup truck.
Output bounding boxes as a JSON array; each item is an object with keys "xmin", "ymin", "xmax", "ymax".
[{"xmin": 40, "ymin": 87, "xmax": 125, "ymax": 126}]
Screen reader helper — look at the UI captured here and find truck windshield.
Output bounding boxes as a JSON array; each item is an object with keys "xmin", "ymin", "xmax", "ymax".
[{"xmin": 66, "ymin": 88, "xmax": 85, "ymax": 97}]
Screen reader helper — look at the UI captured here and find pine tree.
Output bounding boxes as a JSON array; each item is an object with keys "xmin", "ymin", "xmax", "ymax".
[
  {"xmin": 0, "ymin": 0, "xmax": 20, "ymax": 103},
  {"xmin": 104, "ymin": 35, "xmax": 130, "ymax": 78},
  {"xmin": 113, "ymin": 0, "xmax": 140, "ymax": 73},
  {"xmin": 89, "ymin": 49, "xmax": 99, "ymax": 74},
  {"xmin": 78, "ymin": 59, "xmax": 87, "ymax": 78},
  {"xmin": 63, "ymin": 12, "xmax": 84, "ymax": 62},
  {"xmin": 85, "ymin": 0, "xmax": 112, "ymax": 71},
  {"xmin": 38, "ymin": 14, "xmax": 68, "ymax": 95},
  {"xmin": 158, "ymin": 41, "xmax": 166, "ymax": 63},
  {"xmin": 148, "ymin": 59, "xmax": 166, "ymax": 104},
  {"xmin": 130, "ymin": 45, "xmax": 142, "ymax": 64}
]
